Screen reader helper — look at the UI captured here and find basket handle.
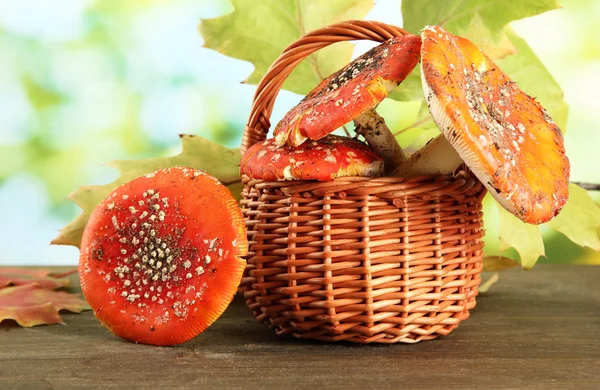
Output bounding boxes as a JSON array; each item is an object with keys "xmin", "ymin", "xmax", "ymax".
[{"xmin": 241, "ymin": 20, "xmax": 410, "ymax": 154}]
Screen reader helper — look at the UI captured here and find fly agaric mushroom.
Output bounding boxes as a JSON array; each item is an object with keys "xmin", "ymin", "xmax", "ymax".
[
  {"xmin": 241, "ymin": 134, "xmax": 384, "ymax": 181},
  {"xmin": 397, "ymin": 25, "xmax": 569, "ymax": 224},
  {"xmin": 273, "ymin": 35, "xmax": 421, "ymax": 172},
  {"xmin": 79, "ymin": 167, "xmax": 248, "ymax": 346}
]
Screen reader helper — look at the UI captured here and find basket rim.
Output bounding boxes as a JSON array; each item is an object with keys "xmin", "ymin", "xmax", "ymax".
[{"xmin": 241, "ymin": 168, "xmax": 487, "ymax": 205}]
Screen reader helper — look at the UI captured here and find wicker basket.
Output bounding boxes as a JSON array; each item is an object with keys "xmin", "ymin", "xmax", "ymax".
[{"xmin": 239, "ymin": 20, "xmax": 486, "ymax": 344}]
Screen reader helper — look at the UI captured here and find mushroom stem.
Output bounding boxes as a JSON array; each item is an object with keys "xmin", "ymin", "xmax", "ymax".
[
  {"xmin": 390, "ymin": 134, "xmax": 463, "ymax": 177},
  {"xmin": 353, "ymin": 108, "xmax": 406, "ymax": 174}
]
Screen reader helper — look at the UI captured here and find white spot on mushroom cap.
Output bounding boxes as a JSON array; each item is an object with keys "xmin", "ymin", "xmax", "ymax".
[
  {"xmin": 282, "ymin": 165, "xmax": 294, "ymax": 180},
  {"xmin": 111, "ymin": 215, "xmax": 119, "ymax": 230}
]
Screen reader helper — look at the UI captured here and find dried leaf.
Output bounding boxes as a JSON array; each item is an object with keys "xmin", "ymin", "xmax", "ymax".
[
  {"xmin": 0, "ymin": 268, "xmax": 74, "ymax": 290},
  {"xmin": 482, "ymin": 256, "xmax": 519, "ymax": 272},
  {"xmin": 0, "ymin": 285, "xmax": 90, "ymax": 327},
  {"xmin": 51, "ymin": 135, "xmax": 242, "ymax": 248},
  {"xmin": 479, "ymin": 272, "xmax": 500, "ymax": 294}
]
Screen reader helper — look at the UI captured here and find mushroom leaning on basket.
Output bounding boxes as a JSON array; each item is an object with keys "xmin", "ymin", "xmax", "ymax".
[
  {"xmin": 273, "ymin": 34, "xmax": 422, "ymax": 174},
  {"xmin": 392, "ymin": 25, "xmax": 570, "ymax": 225}
]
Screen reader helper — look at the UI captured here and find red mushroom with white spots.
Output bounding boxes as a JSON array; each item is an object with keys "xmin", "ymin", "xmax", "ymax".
[
  {"xmin": 79, "ymin": 166, "xmax": 248, "ymax": 346},
  {"xmin": 241, "ymin": 134, "xmax": 384, "ymax": 181},
  {"xmin": 392, "ymin": 25, "xmax": 569, "ymax": 224},
  {"xmin": 273, "ymin": 35, "xmax": 421, "ymax": 173}
]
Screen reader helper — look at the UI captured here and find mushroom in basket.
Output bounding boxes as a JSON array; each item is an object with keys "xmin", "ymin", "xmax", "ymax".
[
  {"xmin": 392, "ymin": 26, "xmax": 570, "ymax": 224},
  {"xmin": 272, "ymin": 34, "xmax": 422, "ymax": 174},
  {"xmin": 241, "ymin": 134, "xmax": 384, "ymax": 181}
]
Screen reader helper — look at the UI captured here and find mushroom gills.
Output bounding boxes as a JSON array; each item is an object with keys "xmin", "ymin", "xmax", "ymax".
[
  {"xmin": 414, "ymin": 25, "xmax": 569, "ymax": 224},
  {"xmin": 419, "ymin": 83, "xmax": 519, "ymax": 216}
]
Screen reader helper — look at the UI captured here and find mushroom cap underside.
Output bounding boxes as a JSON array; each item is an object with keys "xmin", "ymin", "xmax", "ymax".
[{"xmin": 421, "ymin": 25, "xmax": 570, "ymax": 224}]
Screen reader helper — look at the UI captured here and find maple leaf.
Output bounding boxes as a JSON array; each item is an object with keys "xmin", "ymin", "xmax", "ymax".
[
  {"xmin": 402, "ymin": 0, "xmax": 560, "ymax": 59},
  {"xmin": 497, "ymin": 203, "xmax": 546, "ymax": 270},
  {"xmin": 0, "ymin": 268, "xmax": 76, "ymax": 290},
  {"xmin": 496, "ymin": 28, "xmax": 568, "ymax": 130},
  {"xmin": 482, "ymin": 256, "xmax": 519, "ymax": 272},
  {"xmin": 0, "ymin": 285, "xmax": 90, "ymax": 327},
  {"xmin": 479, "ymin": 272, "xmax": 500, "ymax": 294},
  {"xmin": 199, "ymin": 0, "xmax": 374, "ymax": 95},
  {"xmin": 51, "ymin": 135, "xmax": 242, "ymax": 248},
  {"xmin": 546, "ymin": 184, "xmax": 600, "ymax": 251},
  {"xmin": 478, "ymin": 256, "xmax": 519, "ymax": 293},
  {"xmin": 392, "ymin": 2, "xmax": 566, "ymax": 110},
  {"xmin": 484, "ymin": 184, "xmax": 600, "ymax": 269}
]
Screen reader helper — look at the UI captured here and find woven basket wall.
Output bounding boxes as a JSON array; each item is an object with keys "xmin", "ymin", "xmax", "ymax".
[{"xmin": 239, "ymin": 20, "xmax": 486, "ymax": 344}]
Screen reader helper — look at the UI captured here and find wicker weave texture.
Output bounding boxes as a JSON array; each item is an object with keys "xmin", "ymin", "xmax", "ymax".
[
  {"xmin": 241, "ymin": 175, "xmax": 485, "ymax": 343},
  {"xmin": 240, "ymin": 21, "xmax": 486, "ymax": 343}
]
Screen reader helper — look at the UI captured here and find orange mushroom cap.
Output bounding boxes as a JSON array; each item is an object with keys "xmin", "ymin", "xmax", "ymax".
[
  {"xmin": 79, "ymin": 167, "xmax": 248, "ymax": 346},
  {"xmin": 241, "ymin": 134, "xmax": 384, "ymax": 181},
  {"xmin": 421, "ymin": 26, "xmax": 570, "ymax": 224},
  {"xmin": 273, "ymin": 35, "xmax": 422, "ymax": 147}
]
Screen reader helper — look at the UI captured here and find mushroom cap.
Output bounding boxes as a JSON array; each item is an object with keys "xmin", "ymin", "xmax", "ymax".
[
  {"xmin": 273, "ymin": 35, "xmax": 422, "ymax": 147},
  {"xmin": 241, "ymin": 134, "xmax": 384, "ymax": 181},
  {"xmin": 421, "ymin": 25, "xmax": 570, "ymax": 224},
  {"xmin": 79, "ymin": 167, "xmax": 248, "ymax": 346}
]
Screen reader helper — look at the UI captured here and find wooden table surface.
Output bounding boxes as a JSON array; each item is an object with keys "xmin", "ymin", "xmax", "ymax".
[{"xmin": 1, "ymin": 265, "xmax": 599, "ymax": 389}]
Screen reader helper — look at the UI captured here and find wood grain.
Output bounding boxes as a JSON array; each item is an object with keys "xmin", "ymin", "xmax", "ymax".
[{"xmin": 1, "ymin": 265, "xmax": 599, "ymax": 389}]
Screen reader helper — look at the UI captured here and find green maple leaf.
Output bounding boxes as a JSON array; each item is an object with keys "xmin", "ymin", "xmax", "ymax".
[
  {"xmin": 496, "ymin": 28, "xmax": 568, "ymax": 130},
  {"xmin": 199, "ymin": 0, "xmax": 374, "ymax": 95},
  {"xmin": 51, "ymin": 135, "xmax": 241, "ymax": 248},
  {"xmin": 401, "ymin": 0, "xmax": 559, "ymax": 59},
  {"xmin": 546, "ymin": 184, "xmax": 600, "ymax": 251},
  {"xmin": 387, "ymin": 70, "xmax": 424, "ymax": 102},
  {"xmin": 490, "ymin": 184, "xmax": 600, "ymax": 267},
  {"xmin": 392, "ymin": 1, "xmax": 564, "ymax": 111},
  {"xmin": 497, "ymin": 204, "xmax": 546, "ymax": 269}
]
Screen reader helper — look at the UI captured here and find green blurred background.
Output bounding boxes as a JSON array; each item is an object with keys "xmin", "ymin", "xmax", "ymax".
[{"xmin": 0, "ymin": 0, "xmax": 598, "ymax": 266}]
